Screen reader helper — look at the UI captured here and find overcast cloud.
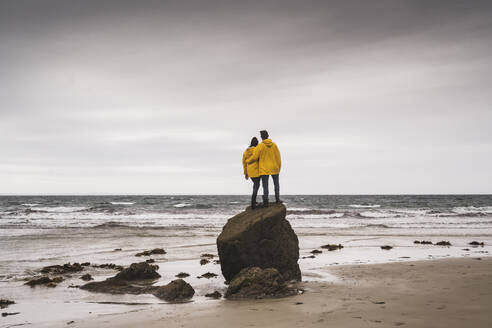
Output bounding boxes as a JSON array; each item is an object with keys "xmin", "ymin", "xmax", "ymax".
[{"xmin": 1, "ymin": 0, "xmax": 491, "ymax": 194}]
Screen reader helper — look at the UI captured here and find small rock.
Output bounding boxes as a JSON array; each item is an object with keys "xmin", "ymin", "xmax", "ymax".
[
  {"xmin": 463, "ymin": 248, "xmax": 470, "ymax": 251},
  {"xmin": 321, "ymin": 244, "xmax": 343, "ymax": 251},
  {"xmin": 153, "ymin": 279, "xmax": 195, "ymax": 302},
  {"xmin": 135, "ymin": 248, "xmax": 166, "ymax": 257},
  {"xmin": 201, "ymin": 253, "xmax": 215, "ymax": 258},
  {"xmin": 93, "ymin": 263, "xmax": 124, "ymax": 271},
  {"xmin": 41, "ymin": 263, "xmax": 83, "ymax": 274},
  {"xmin": 205, "ymin": 291, "xmax": 222, "ymax": 299},
  {"xmin": 114, "ymin": 248, "xmax": 122, "ymax": 251},
  {"xmin": 25, "ymin": 276, "xmax": 54, "ymax": 287},
  {"xmin": 2, "ymin": 312, "xmax": 20, "ymax": 317},
  {"xmin": 200, "ymin": 272, "xmax": 218, "ymax": 279},
  {"xmin": 175, "ymin": 272, "xmax": 190, "ymax": 278},
  {"xmin": 114, "ymin": 262, "xmax": 161, "ymax": 280},
  {"xmin": 302, "ymin": 255, "xmax": 316, "ymax": 259},
  {"xmin": 52, "ymin": 276, "xmax": 64, "ymax": 283},
  {"xmin": 80, "ymin": 274, "xmax": 93, "ymax": 281},
  {"xmin": 310, "ymin": 249, "xmax": 322, "ymax": 254},
  {"xmin": 200, "ymin": 258, "xmax": 210, "ymax": 265},
  {"xmin": 67, "ymin": 320, "xmax": 75, "ymax": 325},
  {"xmin": 435, "ymin": 241, "xmax": 451, "ymax": 246},
  {"xmin": 469, "ymin": 241, "xmax": 484, "ymax": 246},
  {"xmin": 380, "ymin": 246, "xmax": 393, "ymax": 250},
  {"xmin": 414, "ymin": 240, "xmax": 432, "ymax": 245},
  {"xmin": 0, "ymin": 299, "xmax": 15, "ymax": 309},
  {"xmin": 295, "ymin": 302, "xmax": 303, "ymax": 305}
]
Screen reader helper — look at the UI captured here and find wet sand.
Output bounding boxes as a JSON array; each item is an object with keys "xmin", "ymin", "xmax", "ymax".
[{"xmin": 70, "ymin": 257, "xmax": 492, "ymax": 328}]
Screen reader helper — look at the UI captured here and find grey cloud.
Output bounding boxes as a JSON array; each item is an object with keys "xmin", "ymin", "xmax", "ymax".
[{"xmin": 1, "ymin": 0, "xmax": 492, "ymax": 194}]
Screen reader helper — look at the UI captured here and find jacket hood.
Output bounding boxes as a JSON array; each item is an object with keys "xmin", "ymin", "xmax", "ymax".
[{"xmin": 262, "ymin": 139, "xmax": 273, "ymax": 147}]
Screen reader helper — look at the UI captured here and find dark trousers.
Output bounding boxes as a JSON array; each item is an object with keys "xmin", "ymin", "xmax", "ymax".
[
  {"xmin": 261, "ymin": 174, "xmax": 280, "ymax": 203},
  {"xmin": 251, "ymin": 177, "xmax": 261, "ymax": 206}
]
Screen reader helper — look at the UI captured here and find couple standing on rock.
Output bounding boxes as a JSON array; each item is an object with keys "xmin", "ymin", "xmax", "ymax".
[{"xmin": 242, "ymin": 130, "xmax": 281, "ymax": 209}]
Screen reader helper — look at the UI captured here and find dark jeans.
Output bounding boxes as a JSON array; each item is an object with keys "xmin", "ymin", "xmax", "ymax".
[
  {"xmin": 261, "ymin": 174, "xmax": 280, "ymax": 203},
  {"xmin": 251, "ymin": 177, "xmax": 261, "ymax": 206}
]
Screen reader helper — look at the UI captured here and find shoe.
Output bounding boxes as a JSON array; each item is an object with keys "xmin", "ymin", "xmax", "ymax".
[
  {"xmin": 262, "ymin": 201, "xmax": 269, "ymax": 207},
  {"xmin": 251, "ymin": 202, "xmax": 258, "ymax": 209},
  {"xmin": 276, "ymin": 199, "xmax": 283, "ymax": 204}
]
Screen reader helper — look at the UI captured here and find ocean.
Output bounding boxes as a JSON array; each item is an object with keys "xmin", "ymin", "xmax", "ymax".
[{"xmin": 1, "ymin": 194, "xmax": 491, "ymax": 326}]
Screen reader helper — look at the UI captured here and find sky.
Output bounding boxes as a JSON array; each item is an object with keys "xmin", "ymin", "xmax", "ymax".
[{"xmin": 1, "ymin": 0, "xmax": 492, "ymax": 195}]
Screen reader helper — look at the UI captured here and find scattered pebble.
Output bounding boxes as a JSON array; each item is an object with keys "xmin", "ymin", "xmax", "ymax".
[
  {"xmin": 435, "ymin": 241, "xmax": 451, "ymax": 246},
  {"xmin": 469, "ymin": 241, "xmax": 485, "ymax": 246},
  {"xmin": 311, "ymin": 249, "xmax": 322, "ymax": 254},
  {"xmin": 175, "ymin": 272, "xmax": 190, "ymax": 278},
  {"xmin": 200, "ymin": 258, "xmax": 210, "ymax": 265},
  {"xmin": 380, "ymin": 246, "xmax": 393, "ymax": 250}
]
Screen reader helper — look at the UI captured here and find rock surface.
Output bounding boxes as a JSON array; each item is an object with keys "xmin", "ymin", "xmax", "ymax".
[
  {"xmin": 225, "ymin": 267, "xmax": 297, "ymax": 299},
  {"xmin": 217, "ymin": 203, "xmax": 301, "ymax": 282},
  {"xmin": 152, "ymin": 279, "xmax": 195, "ymax": 302}
]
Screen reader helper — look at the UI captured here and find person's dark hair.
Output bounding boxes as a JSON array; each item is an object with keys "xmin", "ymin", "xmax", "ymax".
[
  {"xmin": 250, "ymin": 137, "xmax": 258, "ymax": 147},
  {"xmin": 260, "ymin": 130, "xmax": 269, "ymax": 140}
]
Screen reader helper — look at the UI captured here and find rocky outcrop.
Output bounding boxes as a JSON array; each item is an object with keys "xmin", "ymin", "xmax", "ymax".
[
  {"xmin": 225, "ymin": 267, "xmax": 297, "ymax": 299},
  {"xmin": 217, "ymin": 203, "xmax": 301, "ymax": 282},
  {"xmin": 152, "ymin": 279, "xmax": 195, "ymax": 302},
  {"xmin": 80, "ymin": 262, "xmax": 160, "ymax": 294}
]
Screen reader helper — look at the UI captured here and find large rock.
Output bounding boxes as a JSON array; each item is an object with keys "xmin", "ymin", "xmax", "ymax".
[
  {"xmin": 217, "ymin": 203, "xmax": 301, "ymax": 282},
  {"xmin": 152, "ymin": 279, "xmax": 195, "ymax": 302},
  {"xmin": 225, "ymin": 267, "xmax": 297, "ymax": 299},
  {"xmin": 80, "ymin": 262, "xmax": 160, "ymax": 294}
]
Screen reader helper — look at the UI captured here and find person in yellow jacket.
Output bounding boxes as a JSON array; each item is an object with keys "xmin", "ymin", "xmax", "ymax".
[
  {"xmin": 242, "ymin": 137, "xmax": 261, "ymax": 208},
  {"xmin": 247, "ymin": 130, "xmax": 281, "ymax": 206}
]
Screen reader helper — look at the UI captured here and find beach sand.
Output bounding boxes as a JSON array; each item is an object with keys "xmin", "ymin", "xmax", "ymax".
[{"xmin": 66, "ymin": 257, "xmax": 492, "ymax": 328}]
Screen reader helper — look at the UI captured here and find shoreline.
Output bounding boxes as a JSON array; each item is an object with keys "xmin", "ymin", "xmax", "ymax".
[{"xmin": 26, "ymin": 256, "xmax": 491, "ymax": 328}]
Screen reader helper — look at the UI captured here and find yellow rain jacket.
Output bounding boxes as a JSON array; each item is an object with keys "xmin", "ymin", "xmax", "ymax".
[
  {"xmin": 242, "ymin": 147, "xmax": 260, "ymax": 178},
  {"xmin": 247, "ymin": 139, "xmax": 281, "ymax": 176}
]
